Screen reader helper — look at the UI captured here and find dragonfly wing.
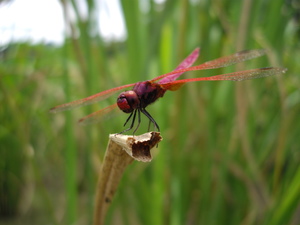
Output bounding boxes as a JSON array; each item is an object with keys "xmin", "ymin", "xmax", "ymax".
[
  {"xmin": 194, "ymin": 49, "xmax": 267, "ymax": 70},
  {"xmin": 152, "ymin": 49, "xmax": 267, "ymax": 83},
  {"xmin": 160, "ymin": 67, "xmax": 287, "ymax": 91},
  {"xmin": 158, "ymin": 48, "xmax": 200, "ymax": 84},
  {"xmin": 78, "ymin": 103, "xmax": 119, "ymax": 125},
  {"xmin": 50, "ymin": 83, "xmax": 135, "ymax": 113}
]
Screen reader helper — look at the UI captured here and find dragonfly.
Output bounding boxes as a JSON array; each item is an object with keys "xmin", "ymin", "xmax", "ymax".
[{"xmin": 50, "ymin": 48, "xmax": 287, "ymax": 133}]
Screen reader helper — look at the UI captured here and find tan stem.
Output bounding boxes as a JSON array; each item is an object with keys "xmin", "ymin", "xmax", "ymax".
[{"xmin": 93, "ymin": 132, "xmax": 162, "ymax": 225}]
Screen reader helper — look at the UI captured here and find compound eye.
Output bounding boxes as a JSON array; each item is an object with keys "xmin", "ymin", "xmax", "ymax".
[
  {"xmin": 117, "ymin": 93, "xmax": 132, "ymax": 113},
  {"xmin": 117, "ymin": 91, "xmax": 139, "ymax": 113}
]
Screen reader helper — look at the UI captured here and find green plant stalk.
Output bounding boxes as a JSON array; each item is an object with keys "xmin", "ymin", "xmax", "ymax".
[
  {"xmin": 61, "ymin": 2, "xmax": 78, "ymax": 223},
  {"xmin": 63, "ymin": 52, "xmax": 78, "ymax": 225}
]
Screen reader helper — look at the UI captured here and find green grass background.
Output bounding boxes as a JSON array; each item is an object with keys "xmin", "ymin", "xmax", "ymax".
[{"xmin": 1, "ymin": 0, "xmax": 300, "ymax": 224}]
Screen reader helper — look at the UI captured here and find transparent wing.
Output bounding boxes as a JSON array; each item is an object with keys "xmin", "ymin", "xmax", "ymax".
[
  {"xmin": 50, "ymin": 83, "xmax": 135, "ymax": 113},
  {"xmin": 160, "ymin": 67, "xmax": 287, "ymax": 91},
  {"xmin": 78, "ymin": 103, "xmax": 120, "ymax": 125},
  {"xmin": 151, "ymin": 49, "xmax": 267, "ymax": 83},
  {"xmin": 158, "ymin": 48, "xmax": 200, "ymax": 84}
]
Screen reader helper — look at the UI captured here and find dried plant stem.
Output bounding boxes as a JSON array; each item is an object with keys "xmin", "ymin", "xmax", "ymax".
[
  {"xmin": 93, "ymin": 132, "xmax": 162, "ymax": 225},
  {"xmin": 93, "ymin": 139, "xmax": 133, "ymax": 225}
]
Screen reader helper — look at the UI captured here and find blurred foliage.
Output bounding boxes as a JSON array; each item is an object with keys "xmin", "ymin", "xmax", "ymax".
[{"xmin": 0, "ymin": 0, "xmax": 300, "ymax": 224}]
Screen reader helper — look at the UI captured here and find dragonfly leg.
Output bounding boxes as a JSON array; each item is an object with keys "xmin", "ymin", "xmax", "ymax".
[
  {"xmin": 140, "ymin": 108, "xmax": 160, "ymax": 132},
  {"xmin": 119, "ymin": 110, "xmax": 137, "ymax": 134},
  {"xmin": 123, "ymin": 111, "xmax": 134, "ymax": 127},
  {"xmin": 132, "ymin": 110, "xmax": 141, "ymax": 135}
]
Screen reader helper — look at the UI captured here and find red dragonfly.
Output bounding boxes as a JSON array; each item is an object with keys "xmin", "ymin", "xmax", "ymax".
[{"xmin": 50, "ymin": 48, "xmax": 287, "ymax": 133}]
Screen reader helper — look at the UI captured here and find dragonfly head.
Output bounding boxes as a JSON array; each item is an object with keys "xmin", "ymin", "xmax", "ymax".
[{"xmin": 117, "ymin": 90, "xmax": 140, "ymax": 113}]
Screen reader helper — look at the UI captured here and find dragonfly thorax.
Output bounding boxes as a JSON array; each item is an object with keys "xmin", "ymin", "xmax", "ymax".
[{"xmin": 117, "ymin": 90, "xmax": 140, "ymax": 113}]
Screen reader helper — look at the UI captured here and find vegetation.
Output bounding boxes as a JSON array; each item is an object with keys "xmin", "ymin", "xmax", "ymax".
[{"xmin": 0, "ymin": 0, "xmax": 299, "ymax": 224}]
